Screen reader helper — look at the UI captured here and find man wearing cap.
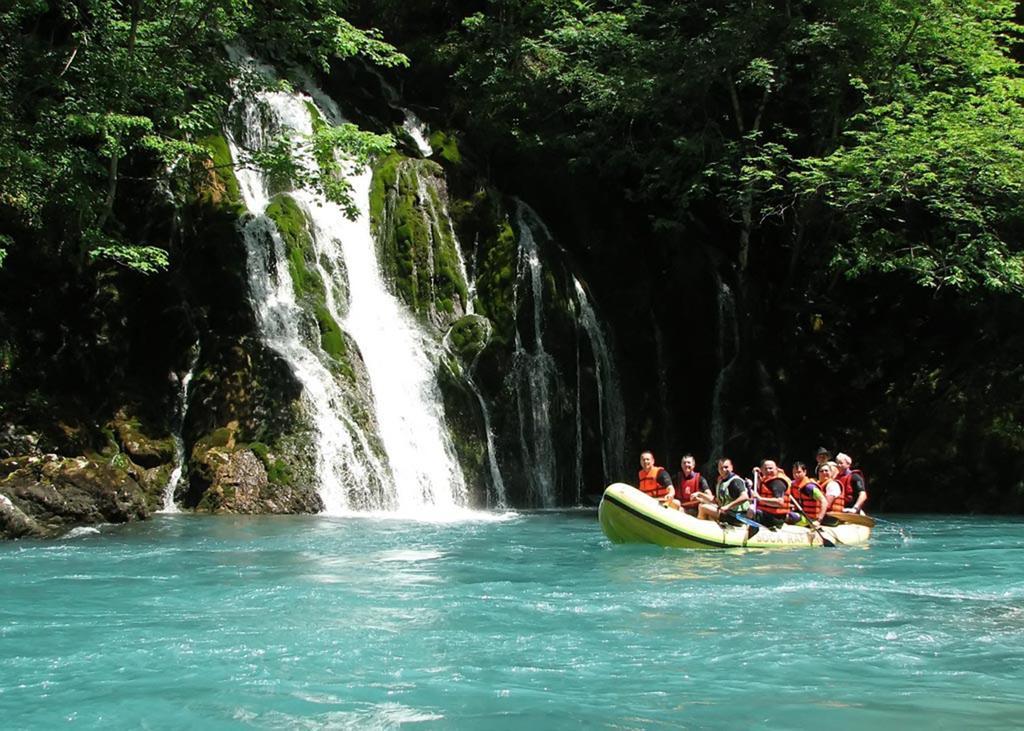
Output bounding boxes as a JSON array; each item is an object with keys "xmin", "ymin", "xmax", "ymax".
[{"xmin": 815, "ymin": 447, "xmax": 831, "ymax": 471}]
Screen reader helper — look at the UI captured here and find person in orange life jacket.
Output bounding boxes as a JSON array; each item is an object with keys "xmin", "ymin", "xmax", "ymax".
[
  {"xmin": 696, "ymin": 458, "xmax": 749, "ymax": 526},
  {"xmin": 817, "ymin": 461, "xmax": 844, "ymax": 519},
  {"xmin": 835, "ymin": 452, "xmax": 868, "ymax": 513},
  {"xmin": 672, "ymin": 454, "xmax": 710, "ymax": 513},
  {"xmin": 637, "ymin": 451, "xmax": 674, "ymax": 502},
  {"xmin": 815, "ymin": 447, "xmax": 832, "ymax": 472},
  {"xmin": 786, "ymin": 461, "xmax": 828, "ymax": 526},
  {"xmin": 751, "ymin": 459, "xmax": 791, "ymax": 529}
]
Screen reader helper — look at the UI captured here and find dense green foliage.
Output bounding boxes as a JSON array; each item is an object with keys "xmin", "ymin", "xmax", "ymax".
[
  {"xmin": 423, "ymin": 0, "xmax": 1024, "ymax": 294},
  {"xmin": 0, "ymin": 0, "xmax": 405, "ymax": 274}
]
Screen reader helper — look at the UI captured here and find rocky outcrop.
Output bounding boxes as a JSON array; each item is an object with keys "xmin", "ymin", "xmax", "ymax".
[
  {"xmin": 188, "ymin": 423, "xmax": 322, "ymax": 514},
  {"xmin": 0, "ymin": 455, "xmax": 151, "ymax": 539}
]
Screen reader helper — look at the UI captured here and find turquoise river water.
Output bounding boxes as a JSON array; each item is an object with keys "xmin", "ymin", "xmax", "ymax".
[{"xmin": 1, "ymin": 512, "xmax": 1022, "ymax": 729}]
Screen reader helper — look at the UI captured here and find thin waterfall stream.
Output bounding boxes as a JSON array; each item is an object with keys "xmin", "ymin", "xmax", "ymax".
[{"xmin": 159, "ymin": 343, "xmax": 200, "ymax": 513}]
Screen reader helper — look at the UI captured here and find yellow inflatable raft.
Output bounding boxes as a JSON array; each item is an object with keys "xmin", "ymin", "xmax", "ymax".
[{"xmin": 598, "ymin": 483, "xmax": 871, "ymax": 549}]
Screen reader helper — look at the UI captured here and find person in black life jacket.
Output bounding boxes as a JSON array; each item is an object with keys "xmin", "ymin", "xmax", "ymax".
[
  {"xmin": 637, "ymin": 451, "xmax": 674, "ymax": 502},
  {"xmin": 835, "ymin": 452, "xmax": 868, "ymax": 513},
  {"xmin": 672, "ymin": 454, "xmax": 710, "ymax": 513},
  {"xmin": 752, "ymin": 459, "xmax": 791, "ymax": 529},
  {"xmin": 696, "ymin": 458, "xmax": 749, "ymax": 525},
  {"xmin": 815, "ymin": 447, "xmax": 832, "ymax": 472}
]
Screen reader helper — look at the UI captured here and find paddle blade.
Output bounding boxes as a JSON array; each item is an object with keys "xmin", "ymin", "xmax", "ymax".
[{"xmin": 827, "ymin": 511, "xmax": 876, "ymax": 528}]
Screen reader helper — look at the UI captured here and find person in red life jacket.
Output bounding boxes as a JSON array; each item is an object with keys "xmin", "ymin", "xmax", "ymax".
[
  {"xmin": 672, "ymin": 454, "xmax": 710, "ymax": 513},
  {"xmin": 751, "ymin": 459, "xmax": 791, "ymax": 529},
  {"xmin": 696, "ymin": 458, "xmax": 749, "ymax": 525},
  {"xmin": 835, "ymin": 452, "xmax": 868, "ymax": 513},
  {"xmin": 817, "ymin": 461, "xmax": 844, "ymax": 515},
  {"xmin": 786, "ymin": 461, "xmax": 828, "ymax": 526},
  {"xmin": 815, "ymin": 447, "xmax": 832, "ymax": 472},
  {"xmin": 637, "ymin": 451, "xmax": 674, "ymax": 502}
]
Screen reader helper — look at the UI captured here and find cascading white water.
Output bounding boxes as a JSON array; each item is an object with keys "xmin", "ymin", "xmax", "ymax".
[
  {"xmin": 229, "ymin": 61, "xmax": 467, "ymax": 514},
  {"xmin": 373, "ymin": 70, "xmax": 435, "ymax": 158},
  {"xmin": 230, "ymin": 87, "xmax": 382, "ymax": 513},
  {"xmin": 309, "ymin": 164, "xmax": 468, "ymax": 513},
  {"xmin": 159, "ymin": 343, "xmax": 200, "ymax": 513},
  {"xmin": 710, "ymin": 276, "xmax": 740, "ymax": 461},
  {"xmin": 572, "ymin": 277, "xmax": 626, "ymax": 485},
  {"xmin": 511, "ymin": 202, "xmax": 558, "ymax": 507}
]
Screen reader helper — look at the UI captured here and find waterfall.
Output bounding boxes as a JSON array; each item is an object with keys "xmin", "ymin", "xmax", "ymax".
[
  {"xmin": 465, "ymin": 374, "xmax": 507, "ymax": 509},
  {"xmin": 159, "ymin": 343, "xmax": 199, "ymax": 513},
  {"xmin": 228, "ymin": 62, "xmax": 467, "ymax": 514},
  {"xmin": 511, "ymin": 202, "xmax": 558, "ymax": 507},
  {"xmin": 574, "ymin": 328, "xmax": 584, "ymax": 505},
  {"xmin": 710, "ymin": 276, "xmax": 740, "ymax": 462},
  {"xmin": 372, "ymin": 70, "xmax": 434, "ymax": 158},
  {"xmin": 323, "ymin": 166, "xmax": 468, "ymax": 512},
  {"xmin": 572, "ymin": 277, "xmax": 626, "ymax": 485}
]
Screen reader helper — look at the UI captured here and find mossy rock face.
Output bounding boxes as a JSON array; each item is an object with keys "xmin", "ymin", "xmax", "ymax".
[
  {"xmin": 446, "ymin": 315, "xmax": 492, "ymax": 363},
  {"xmin": 197, "ymin": 135, "xmax": 244, "ymax": 214},
  {"xmin": 472, "ymin": 216, "xmax": 518, "ymax": 345},
  {"xmin": 263, "ymin": 195, "xmax": 356, "ymax": 380},
  {"xmin": 265, "ymin": 194, "xmax": 324, "ymax": 301},
  {"xmin": 0, "ymin": 455, "xmax": 151, "ymax": 538},
  {"xmin": 437, "ymin": 360, "xmax": 489, "ymax": 508},
  {"xmin": 191, "ymin": 444, "xmax": 322, "ymax": 515},
  {"xmin": 108, "ymin": 407, "xmax": 176, "ymax": 469},
  {"xmin": 428, "ymin": 130, "xmax": 462, "ymax": 166},
  {"xmin": 371, "ymin": 154, "xmax": 470, "ymax": 328}
]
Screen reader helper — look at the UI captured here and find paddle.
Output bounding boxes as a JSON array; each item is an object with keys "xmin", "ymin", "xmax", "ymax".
[
  {"xmin": 791, "ymin": 492, "xmax": 836, "ymax": 547},
  {"xmin": 826, "ymin": 511, "xmax": 876, "ymax": 528}
]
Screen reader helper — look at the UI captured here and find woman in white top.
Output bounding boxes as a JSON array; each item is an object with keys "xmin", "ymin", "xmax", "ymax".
[{"xmin": 817, "ymin": 461, "xmax": 843, "ymax": 513}]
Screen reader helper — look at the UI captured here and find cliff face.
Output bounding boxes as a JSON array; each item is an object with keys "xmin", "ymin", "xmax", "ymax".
[
  {"xmin": 0, "ymin": 60, "xmax": 634, "ymax": 537},
  {"xmin": 4, "ymin": 46, "xmax": 1024, "ymax": 539}
]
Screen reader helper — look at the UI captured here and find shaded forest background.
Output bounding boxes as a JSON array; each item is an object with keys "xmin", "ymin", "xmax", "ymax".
[{"xmin": 2, "ymin": 0, "xmax": 1024, "ymax": 513}]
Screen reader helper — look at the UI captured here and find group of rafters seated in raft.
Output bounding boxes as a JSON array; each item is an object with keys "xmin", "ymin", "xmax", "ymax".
[{"xmin": 636, "ymin": 447, "xmax": 868, "ymax": 530}]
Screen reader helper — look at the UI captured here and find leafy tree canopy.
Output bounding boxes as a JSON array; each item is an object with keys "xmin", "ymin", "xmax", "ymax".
[
  {"xmin": 434, "ymin": 0, "xmax": 1024, "ymax": 295},
  {"xmin": 0, "ymin": 0, "xmax": 406, "ymax": 274}
]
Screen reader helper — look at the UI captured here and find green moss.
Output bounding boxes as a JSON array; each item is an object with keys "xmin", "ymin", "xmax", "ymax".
[
  {"xmin": 267, "ymin": 459, "xmax": 293, "ymax": 485},
  {"xmin": 448, "ymin": 315, "xmax": 491, "ymax": 361},
  {"xmin": 371, "ymin": 155, "xmax": 475, "ymax": 319},
  {"xmin": 473, "ymin": 218, "xmax": 518, "ymax": 343},
  {"xmin": 248, "ymin": 442, "xmax": 270, "ymax": 464},
  {"xmin": 428, "ymin": 130, "xmax": 462, "ymax": 165},
  {"xmin": 202, "ymin": 427, "xmax": 233, "ymax": 449},
  {"xmin": 199, "ymin": 135, "xmax": 243, "ymax": 210},
  {"xmin": 266, "ymin": 194, "xmax": 325, "ymax": 300}
]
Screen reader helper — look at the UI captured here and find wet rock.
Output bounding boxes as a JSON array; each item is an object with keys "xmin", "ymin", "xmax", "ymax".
[
  {"xmin": 0, "ymin": 493, "xmax": 46, "ymax": 538},
  {"xmin": 109, "ymin": 408, "xmax": 175, "ymax": 469},
  {"xmin": 0, "ymin": 455, "xmax": 151, "ymax": 539},
  {"xmin": 190, "ymin": 433, "xmax": 323, "ymax": 515}
]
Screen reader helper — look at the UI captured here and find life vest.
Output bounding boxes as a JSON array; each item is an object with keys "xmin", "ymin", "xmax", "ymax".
[
  {"xmin": 716, "ymin": 475, "xmax": 749, "ymax": 513},
  {"xmin": 822, "ymin": 479, "xmax": 844, "ymax": 511},
  {"xmin": 757, "ymin": 472, "xmax": 792, "ymax": 517},
  {"xmin": 675, "ymin": 471, "xmax": 703, "ymax": 502},
  {"xmin": 638, "ymin": 466, "xmax": 671, "ymax": 499},
  {"xmin": 789, "ymin": 477, "xmax": 824, "ymax": 521},
  {"xmin": 836, "ymin": 468, "xmax": 866, "ymax": 508}
]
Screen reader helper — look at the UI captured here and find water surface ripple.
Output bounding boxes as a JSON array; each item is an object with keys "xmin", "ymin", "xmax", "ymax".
[{"xmin": 2, "ymin": 514, "xmax": 1022, "ymax": 729}]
